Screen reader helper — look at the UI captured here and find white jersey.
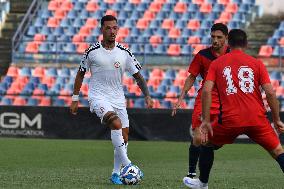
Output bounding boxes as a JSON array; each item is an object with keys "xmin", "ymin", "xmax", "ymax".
[{"xmin": 79, "ymin": 42, "xmax": 141, "ymax": 108}]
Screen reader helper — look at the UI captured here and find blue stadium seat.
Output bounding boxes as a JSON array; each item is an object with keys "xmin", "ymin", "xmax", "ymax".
[
  {"xmin": 66, "ymin": 27, "xmax": 78, "ymax": 36},
  {"xmin": 238, "ymin": 4, "xmax": 252, "ymax": 13},
  {"xmin": 161, "ymin": 100, "xmax": 172, "ymax": 108},
  {"xmin": 67, "ymin": 10, "xmax": 78, "ymax": 19},
  {"xmin": 40, "ymin": 10, "xmax": 52, "ymax": 19},
  {"xmin": 85, "ymin": 35, "xmax": 97, "ymax": 43},
  {"xmin": 38, "ymin": 83, "xmax": 48, "ymax": 92},
  {"xmin": 164, "ymin": 69, "xmax": 176, "ymax": 80},
  {"xmin": 63, "ymin": 43, "xmax": 76, "ymax": 53},
  {"xmin": 136, "ymin": 2, "xmax": 149, "ymax": 12},
  {"xmin": 29, "ymin": 77, "xmax": 40, "ymax": 85},
  {"xmin": 161, "ymin": 3, "xmax": 173, "ymax": 12},
  {"xmin": 2, "ymin": 76, "xmax": 13, "ymax": 85},
  {"xmin": 169, "ymin": 86, "xmax": 180, "ymax": 93},
  {"xmin": 157, "ymin": 85, "xmax": 168, "ymax": 94},
  {"xmin": 26, "ymin": 98, "xmax": 39, "ymax": 106},
  {"xmin": 40, "ymin": 26, "xmax": 52, "ymax": 36},
  {"xmin": 154, "ymin": 44, "xmax": 167, "ymax": 55},
  {"xmin": 142, "ymin": 28, "xmax": 154, "ymax": 37},
  {"xmin": 149, "ymin": 20, "xmax": 161, "ymax": 29},
  {"xmin": 124, "ymin": 2, "xmax": 135, "ymax": 11},
  {"xmin": 181, "ymin": 12, "xmax": 194, "ymax": 21},
  {"xmin": 188, "ymin": 4, "xmax": 199, "ymax": 12},
  {"xmin": 47, "ymin": 84, "xmax": 61, "ymax": 95},
  {"xmin": 267, "ymin": 37, "xmax": 278, "ymax": 46},
  {"xmin": 52, "ymin": 98, "xmax": 66, "ymax": 106},
  {"xmin": 156, "ymin": 11, "xmax": 168, "ymax": 21},
  {"xmin": 1, "ymin": 97, "xmax": 12, "ymax": 105},
  {"xmin": 200, "ymin": 20, "xmax": 213, "ymax": 29},
  {"xmin": 133, "ymin": 98, "xmax": 145, "ymax": 108},
  {"xmin": 73, "ymin": 1, "xmax": 85, "ymax": 11},
  {"xmin": 130, "ymin": 44, "xmax": 143, "ymax": 55},
  {"xmin": 73, "ymin": 18, "xmax": 85, "ymax": 28},
  {"xmin": 79, "ymin": 10, "xmax": 90, "ymax": 19},
  {"xmin": 212, "ymin": 4, "xmax": 224, "ymax": 12},
  {"xmin": 144, "ymin": 44, "xmax": 154, "ymax": 55},
  {"xmin": 118, "ymin": 11, "xmax": 128, "ymax": 20},
  {"xmin": 155, "ymin": 28, "xmax": 168, "ymax": 36},
  {"xmin": 270, "ymin": 71, "xmax": 281, "ymax": 80},
  {"xmin": 272, "ymin": 46, "xmax": 284, "ymax": 56},
  {"xmin": 176, "ymin": 37, "xmax": 187, "ymax": 44},
  {"xmin": 27, "ymin": 26, "xmax": 37, "ymax": 36},
  {"xmin": 20, "ymin": 67, "xmax": 32, "ymax": 76},
  {"xmin": 34, "ymin": 17, "xmax": 45, "ymax": 27},
  {"xmin": 160, "ymin": 79, "xmax": 172, "ymax": 87},
  {"xmin": 272, "ymin": 30, "xmax": 284, "ymax": 39},
  {"xmin": 175, "ymin": 20, "xmax": 186, "ymax": 29},
  {"xmin": 163, "ymin": 36, "xmax": 175, "ymax": 44},
  {"xmin": 201, "ymin": 37, "xmax": 211, "ymax": 44},
  {"xmin": 181, "ymin": 45, "xmax": 193, "ymax": 55},
  {"xmin": 169, "ymin": 12, "xmax": 181, "ymax": 20},
  {"xmin": 207, "ymin": 12, "xmax": 219, "ymax": 21},
  {"xmin": 21, "ymin": 83, "xmax": 35, "ymax": 95},
  {"xmin": 181, "ymin": 29, "xmax": 193, "ymax": 38},
  {"xmin": 130, "ymin": 11, "xmax": 142, "ymax": 21},
  {"xmin": 79, "ymin": 98, "xmax": 89, "ymax": 107},
  {"xmin": 140, "ymin": 69, "xmax": 150, "ymax": 80}
]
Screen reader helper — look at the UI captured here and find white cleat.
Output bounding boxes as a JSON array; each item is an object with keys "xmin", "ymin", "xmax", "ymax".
[{"xmin": 183, "ymin": 177, "xmax": 208, "ymax": 189}]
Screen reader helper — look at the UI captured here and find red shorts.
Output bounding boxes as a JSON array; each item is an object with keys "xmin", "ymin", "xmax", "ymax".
[
  {"xmin": 209, "ymin": 119, "xmax": 280, "ymax": 151},
  {"xmin": 191, "ymin": 109, "xmax": 219, "ymax": 129}
]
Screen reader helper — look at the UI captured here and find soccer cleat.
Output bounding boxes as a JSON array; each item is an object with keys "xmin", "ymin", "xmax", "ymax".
[
  {"xmin": 110, "ymin": 173, "xmax": 123, "ymax": 185},
  {"xmin": 183, "ymin": 177, "xmax": 208, "ymax": 189},
  {"xmin": 187, "ymin": 172, "xmax": 197, "ymax": 178}
]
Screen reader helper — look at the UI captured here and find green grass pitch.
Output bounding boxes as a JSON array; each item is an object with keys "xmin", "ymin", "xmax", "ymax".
[{"xmin": 0, "ymin": 138, "xmax": 283, "ymax": 189}]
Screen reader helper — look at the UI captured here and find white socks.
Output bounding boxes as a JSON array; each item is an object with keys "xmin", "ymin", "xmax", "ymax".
[{"xmin": 111, "ymin": 129, "xmax": 131, "ymax": 174}]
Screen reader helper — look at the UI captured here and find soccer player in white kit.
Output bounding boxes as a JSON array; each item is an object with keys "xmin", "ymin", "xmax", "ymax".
[{"xmin": 70, "ymin": 15, "xmax": 153, "ymax": 185}]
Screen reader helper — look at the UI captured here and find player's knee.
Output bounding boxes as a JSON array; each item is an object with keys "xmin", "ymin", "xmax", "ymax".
[
  {"xmin": 271, "ymin": 144, "xmax": 284, "ymax": 158},
  {"xmin": 103, "ymin": 112, "xmax": 122, "ymax": 130}
]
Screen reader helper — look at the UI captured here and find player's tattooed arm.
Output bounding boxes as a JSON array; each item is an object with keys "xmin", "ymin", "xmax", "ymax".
[
  {"xmin": 133, "ymin": 72, "xmax": 150, "ymax": 97},
  {"xmin": 73, "ymin": 69, "xmax": 85, "ymax": 95},
  {"xmin": 133, "ymin": 72, "xmax": 153, "ymax": 108}
]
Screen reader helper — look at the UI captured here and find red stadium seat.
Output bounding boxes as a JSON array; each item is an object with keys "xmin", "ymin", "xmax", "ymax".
[
  {"xmin": 177, "ymin": 69, "xmax": 189, "ymax": 78},
  {"xmin": 225, "ymin": 3, "xmax": 238, "ymax": 13},
  {"xmin": 151, "ymin": 68, "xmax": 164, "ymax": 79},
  {"xmin": 77, "ymin": 42, "xmax": 89, "ymax": 54},
  {"xmin": 174, "ymin": 2, "xmax": 187, "ymax": 13},
  {"xmin": 86, "ymin": 1, "xmax": 99, "ymax": 12},
  {"xmin": 105, "ymin": 10, "xmax": 117, "ymax": 17},
  {"xmin": 33, "ymin": 88, "xmax": 45, "ymax": 96},
  {"xmin": 165, "ymin": 91, "xmax": 178, "ymax": 103},
  {"xmin": 104, "ymin": 0, "xmax": 116, "ymax": 4},
  {"xmin": 168, "ymin": 28, "xmax": 181, "ymax": 39},
  {"xmin": 7, "ymin": 66, "xmax": 19, "ymax": 77},
  {"xmin": 14, "ymin": 76, "xmax": 29, "ymax": 86},
  {"xmin": 218, "ymin": 0, "xmax": 230, "ymax": 5},
  {"xmin": 136, "ymin": 18, "xmax": 149, "ymax": 30},
  {"xmin": 48, "ymin": 1, "xmax": 60, "ymax": 11},
  {"xmin": 130, "ymin": 0, "xmax": 141, "ymax": 4},
  {"xmin": 149, "ymin": 35, "xmax": 162, "ymax": 47},
  {"xmin": 152, "ymin": 99, "xmax": 161, "ymax": 108},
  {"xmin": 85, "ymin": 18, "xmax": 98, "ymax": 29},
  {"xmin": 143, "ymin": 11, "xmax": 156, "ymax": 21},
  {"xmin": 148, "ymin": 2, "xmax": 162, "ymax": 12},
  {"xmin": 258, "ymin": 45, "xmax": 273, "ymax": 57},
  {"xmin": 147, "ymin": 78, "xmax": 161, "ymax": 90},
  {"xmin": 81, "ymin": 83, "xmax": 88, "ymax": 96},
  {"xmin": 187, "ymin": 36, "xmax": 201, "ymax": 45},
  {"xmin": 187, "ymin": 19, "xmax": 200, "ymax": 31},
  {"xmin": 60, "ymin": 1, "xmax": 73, "ymax": 11},
  {"xmin": 200, "ymin": 3, "xmax": 212, "ymax": 14},
  {"xmin": 162, "ymin": 19, "xmax": 175, "ymax": 30},
  {"xmin": 54, "ymin": 9, "xmax": 67, "ymax": 19},
  {"xmin": 187, "ymin": 87, "xmax": 196, "ymax": 97},
  {"xmin": 13, "ymin": 97, "xmax": 26, "ymax": 106},
  {"xmin": 98, "ymin": 34, "xmax": 103, "ymax": 41},
  {"xmin": 192, "ymin": 0, "xmax": 205, "ymax": 5},
  {"xmin": 129, "ymin": 85, "xmax": 141, "ymax": 96},
  {"xmin": 118, "ymin": 27, "xmax": 129, "ymax": 38},
  {"xmin": 123, "ymin": 76, "xmax": 134, "ymax": 86},
  {"xmin": 217, "ymin": 12, "xmax": 232, "ymax": 23},
  {"xmin": 38, "ymin": 97, "xmax": 51, "ymax": 106},
  {"xmin": 72, "ymin": 34, "xmax": 85, "ymax": 45},
  {"xmin": 25, "ymin": 42, "xmax": 39, "ymax": 53},
  {"xmin": 78, "ymin": 26, "xmax": 92, "ymax": 37},
  {"xmin": 41, "ymin": 76, "xmax": 55, "ymax": 88},
  {"xmin": 167, "ymin": 44, "xmax": 181, "ymax": 56},
  {"xmin": 47, "ymin": 17, "xmax": 60, "ymax": 28},
  {"xmin": 33, "ymin": 67, "xmax": 45, "ymax": 78},
  {"xmin": 34, "ymin": 34, "xmax": 46, "ymax": 42},
  {"xmin": 173, "ymin": 77, "xmax": 186, "ymax": 88}
]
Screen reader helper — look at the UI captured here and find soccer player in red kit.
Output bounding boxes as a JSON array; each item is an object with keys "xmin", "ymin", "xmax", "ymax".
[
  {"xmin": 172, "ymin": 23, "xmax": 229, "ymax": 178},
  {"xmin": 183, "ymin": 29, "xmax": 284, "ymax": 189}
]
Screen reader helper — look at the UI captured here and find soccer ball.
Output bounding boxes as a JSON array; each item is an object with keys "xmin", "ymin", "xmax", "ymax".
[{"xmin": 120, "ymin": 164, "xmax": 143, "ymax": 185}]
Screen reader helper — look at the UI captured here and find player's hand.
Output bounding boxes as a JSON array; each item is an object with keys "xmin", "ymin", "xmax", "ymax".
[
  {"xmin": 274, "ymin": 120, "xmax": 284, "ymax": 133},
  {"xmin": 70, "ymin": 101, "xmax": 79, "ymax": 115},
  {"xmin": 171, "ymin": 100, "xmax": 181, "ymax": 116},
  {"xmin": 145, "ymin": 96, "xmax": 153, "ymax": 108},
  {"xmin": 200, "ymin": 121, "xmax": 213, "ymax": 144}
]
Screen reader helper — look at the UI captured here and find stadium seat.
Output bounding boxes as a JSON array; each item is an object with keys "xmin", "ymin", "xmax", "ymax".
[
  {"xmin": 33, "ymin": 34, "xmax": 46, "ymax": 42},
  {"xmin": 105, "ymin": 9, "xmax": 117, "ymax": 17},
  {"xmin": 161, "ymin": 19, "xmax": 175, "ymax": 30},
  {"xmin": 192, "ymin": 0, "xmax": 205, "ymax": 5},
  {"xmin": 86, "ymin": 1, "xmax": 99, "ymax": 12},
  {"xmin": 32, "ymin": 67, "xmax": 45, "ymax": 78},
  {"xmin": 279, "ymin": 37, "xmax": 284, "ymax": 46},
  {"xmin": 136, "ymin": 18, "xmax": 149, "ymax": 30},
  {"xmin": 26, "ymin": 98, "xmax": 39, "ymax": 106},
  {"xmin": 218, "ymin": 0, "xmax": 230, "ymax": 5},
  {"xmin": 200, "ymin": 3, "xmax": 212, "ymax": 14},
  {"xmin": 187, "ymin": 19, "xmax": 200, "ymax": 31},
  {"xmin": 25, "ymin": 42, "xmax": 39, "ymax": 53},
  {"xmin": 174, "ymin": 2, "xmax": 187, "ymax": 13},
  {"xmin": 149, "ymin": 35, "xmax": 162, "ymax": 47},
  {"xmin": 188, "ymin": 36, "xmax": 201, "ymax": 45},
  {"xmin": 161, "ymin": 100, "xmax": 172, "ymax": 109},
  {"xmin": 258, "ymin": 45, "xmax": 273, "ymax": 57},
  {"xmin": 217, "ymin": 12, "xmax": 232, "ymax": 23},
  {"xmin": 181, "ymin": 45, "xmax": 193, "ymax": 55},
  {"xmin": 167, "ymin": 44, "xmax": 181, "ymax": 56},
  {"xmin": 48, "ymin": 1, "xmax": 60, "ymax": 11},
  {"xmin": 77, "ymin": 43, "xmax": 89, "ymax": 54},
  {"xmin": 13, "ymin": 97, "xmax": 26, "ymax": 106},
  {"xmin": 148, "ymin": 2, "xmax": 162, "ymax": 12},
  {"xmin": 85, "ymin": 18, "xmax": 98, "ymax": 29},
  {"xmin": 143, "ymin": 10, "xmax": 156, "ymax": 21},
  {"xmin": 7, "ymin": 66, "xmax": 19, "ymax": 77},
  {"xmin": 38, "ymin": 97, "xmax": 51, "ymax": 106},
  {"xmin": 168, "ymin": 28, "xmax": 181, "ymax": 39},
  {"xmin": 0, "ymin": 97, "xmax": 13, "ymax": 105},
  {"xmin": 47, "ymin": 17, "xmax": 60, "ymax": 28},
  {"xmin": 225, "ymin": 3, "xmax": 238, "ymax": 13},
  {"xmin": 72, "ymin": 34, "xmax": 85, "ymax": 45}
]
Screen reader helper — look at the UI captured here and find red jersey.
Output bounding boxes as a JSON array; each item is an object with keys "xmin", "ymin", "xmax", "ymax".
[
  {"xmin": 206, "ymin": 49, "xmax": 271, "ymax": 127},
  {"xmin": 188, "ymin": 46, "xmax": 230, "ymax": 114}
]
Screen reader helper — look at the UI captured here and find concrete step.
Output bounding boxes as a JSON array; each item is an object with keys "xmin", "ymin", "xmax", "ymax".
[{"xmin": 10, "ymin": 0, "xmax": 33, "ymax": 13}]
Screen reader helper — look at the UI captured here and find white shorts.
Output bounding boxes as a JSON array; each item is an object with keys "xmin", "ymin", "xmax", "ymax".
[{"xmin": 89, "ymin": 99, "xmax": 129, "ymax": 128}]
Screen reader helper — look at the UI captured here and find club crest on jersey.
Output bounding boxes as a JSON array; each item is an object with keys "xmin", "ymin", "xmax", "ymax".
[{"xmin": 114, "ymin": 61, "xmax": 121, "ymax": 68}]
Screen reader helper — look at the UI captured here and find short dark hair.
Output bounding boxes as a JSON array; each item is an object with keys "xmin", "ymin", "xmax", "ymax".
[
  {"xmin": 228, "ymin": 29, "xmax": 247, "ymax": 48},
  {"xmin": 211, "ymin": 23, "xmax": 228, "ymax": 35},
  {"xmin": 101, "ymin": 15, "xmax": 117, "ymax": 27}
]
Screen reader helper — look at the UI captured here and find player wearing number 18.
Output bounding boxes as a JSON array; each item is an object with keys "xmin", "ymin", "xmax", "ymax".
[{"xmin": 183, "ymin": 29, "xmax": 284, "ymax": 188}]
